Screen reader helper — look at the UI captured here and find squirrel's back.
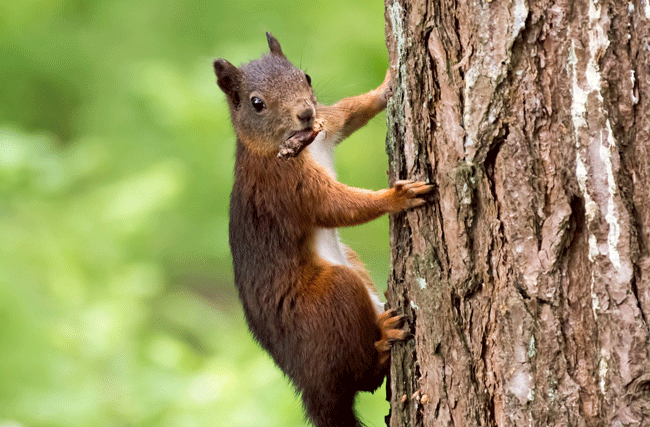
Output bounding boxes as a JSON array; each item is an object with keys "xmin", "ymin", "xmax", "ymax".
[{"xmin": 229, "ymin": 141, "xmax": 308, "ymax": 353}]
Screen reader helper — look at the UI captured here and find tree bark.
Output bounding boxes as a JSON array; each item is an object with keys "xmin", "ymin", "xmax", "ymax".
[{"xmin": 383, "ymin": 0, "xmax": 650, "ymax": 425}]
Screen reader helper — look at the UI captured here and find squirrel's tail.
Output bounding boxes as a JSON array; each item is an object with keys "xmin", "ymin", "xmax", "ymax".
[{"xmin": 302, "ymin": 388, "xmax": 363, "ymax": 427}]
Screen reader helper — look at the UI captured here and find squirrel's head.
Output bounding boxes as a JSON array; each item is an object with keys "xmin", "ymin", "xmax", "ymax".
[{"xmin": 214, "ymin": 33, "xmax": 317, "ymax": 156}]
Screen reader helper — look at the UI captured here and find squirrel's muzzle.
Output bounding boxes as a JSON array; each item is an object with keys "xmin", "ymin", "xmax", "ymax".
[{"xmin": 297, "ymin": 107, "xmax": 314, "ymax": 125}]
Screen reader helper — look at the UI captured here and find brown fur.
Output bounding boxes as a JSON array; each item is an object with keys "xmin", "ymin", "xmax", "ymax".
[{"xmin": 215, "ymin": 33, "xmax": 432, "ymax": 427}]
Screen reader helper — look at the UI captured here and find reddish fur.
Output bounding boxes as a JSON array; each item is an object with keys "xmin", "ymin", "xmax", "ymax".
[
  {"xmin": 216, "ymin": 33, "xmax": 431, "ymax": 427},
  {"xmin": 230, "ymin": 145, "xmax": 395, "ymax": 426}
]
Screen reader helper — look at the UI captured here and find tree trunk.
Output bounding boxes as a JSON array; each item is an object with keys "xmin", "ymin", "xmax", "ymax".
[{"xmin": 383, "ymin": 0, "xmax": 650, "ymax": 425}]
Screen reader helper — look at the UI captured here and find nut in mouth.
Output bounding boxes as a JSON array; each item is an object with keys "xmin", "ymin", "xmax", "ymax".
[{"xmin": 277, "ymin": 121, "xmax": 323, "ymax": 159}]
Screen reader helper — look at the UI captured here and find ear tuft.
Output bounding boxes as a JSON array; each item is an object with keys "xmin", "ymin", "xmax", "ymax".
[
  {"xmin": 213, "ymin": 58, "xmax": 241, "ymax": 108},
  {"xmin": 266, "ymin": 32, "xmax": 284, "ymax": 56}
]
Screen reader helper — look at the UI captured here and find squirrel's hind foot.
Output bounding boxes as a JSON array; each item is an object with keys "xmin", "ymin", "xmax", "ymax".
[{"xmin": 375, "ymin": 309, "xmax": 409, "ymax": 367}]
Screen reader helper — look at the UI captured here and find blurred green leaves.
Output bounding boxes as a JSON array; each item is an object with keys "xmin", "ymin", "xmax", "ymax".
[{"xmin": 0, "ymin": 0, "xmax": 391, "ymax": 425}]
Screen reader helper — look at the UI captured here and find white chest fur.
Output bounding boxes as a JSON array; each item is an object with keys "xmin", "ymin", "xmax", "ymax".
[
  {"xmin": 307, "ymin": 132, "xmax": 348, "ymax": 265},
  {"xmin": 306, "ymin": 133, "xmax": 383, "ymax": 314},
  {"xmin": 307, "ymin": 131, "xmax": 337, "ymax": 176}
]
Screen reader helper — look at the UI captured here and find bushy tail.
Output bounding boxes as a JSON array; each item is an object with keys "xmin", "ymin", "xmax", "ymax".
[{"xmin": 302, "ymin": 388, "xmax": 362, "ymax": 427}]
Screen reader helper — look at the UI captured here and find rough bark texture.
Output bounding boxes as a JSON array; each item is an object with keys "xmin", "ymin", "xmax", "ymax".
[{"xmin": 383, "ymin": 0, "xmax": 650, "ymax": 425}]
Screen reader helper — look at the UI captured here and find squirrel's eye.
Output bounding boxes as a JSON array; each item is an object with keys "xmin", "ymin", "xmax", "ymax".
[
  {"xmin": 251, "ymin": 96, "xmax": 265, "ymax": 112},
  {"xmin": 305, "ymin": 74, "xmax": 312, "ymax": 86}
]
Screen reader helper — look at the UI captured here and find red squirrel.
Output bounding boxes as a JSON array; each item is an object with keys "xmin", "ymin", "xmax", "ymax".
[{"xmin": 213, "ymin": 33, "xmax": 432, "ymax": 427}]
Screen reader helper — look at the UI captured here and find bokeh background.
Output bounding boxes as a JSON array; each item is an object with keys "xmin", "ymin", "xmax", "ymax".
[{"xmin": 0, "ymin": 1, "xmax": 392, "ymax": 426}]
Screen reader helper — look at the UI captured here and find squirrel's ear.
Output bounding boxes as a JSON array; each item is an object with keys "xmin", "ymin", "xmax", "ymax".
[
  {"xmin": 213, "ymin": 59, "xmax": 241, "ymax": 108},
  {"xmin": 266, "ymin": 32, "xmax": 284, "ymax": 56}
]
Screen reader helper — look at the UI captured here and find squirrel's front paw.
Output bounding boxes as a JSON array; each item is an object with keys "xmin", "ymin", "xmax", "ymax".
[
  {"xmin": 389, "ymin": 180, "xmax": 434, "ymax": 212},
  {"xmin": 378, "ymin": 68, "xmax": 396, "ymax": 102}
]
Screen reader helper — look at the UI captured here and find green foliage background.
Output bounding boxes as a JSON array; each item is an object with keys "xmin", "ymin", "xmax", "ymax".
[{"xmin": 0, "ymin": 1, "xmax": 392, "ymax": 426}]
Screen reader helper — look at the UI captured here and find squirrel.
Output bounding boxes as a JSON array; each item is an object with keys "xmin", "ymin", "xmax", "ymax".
[{"xmin": 213, "ymin": 33, "xmax": 432, "ymax": 427}]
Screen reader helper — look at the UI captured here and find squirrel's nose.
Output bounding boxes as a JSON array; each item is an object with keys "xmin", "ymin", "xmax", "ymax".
[{"xmin": 297, "ymin": 107, "xmax": 314, "ymax": 124}]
